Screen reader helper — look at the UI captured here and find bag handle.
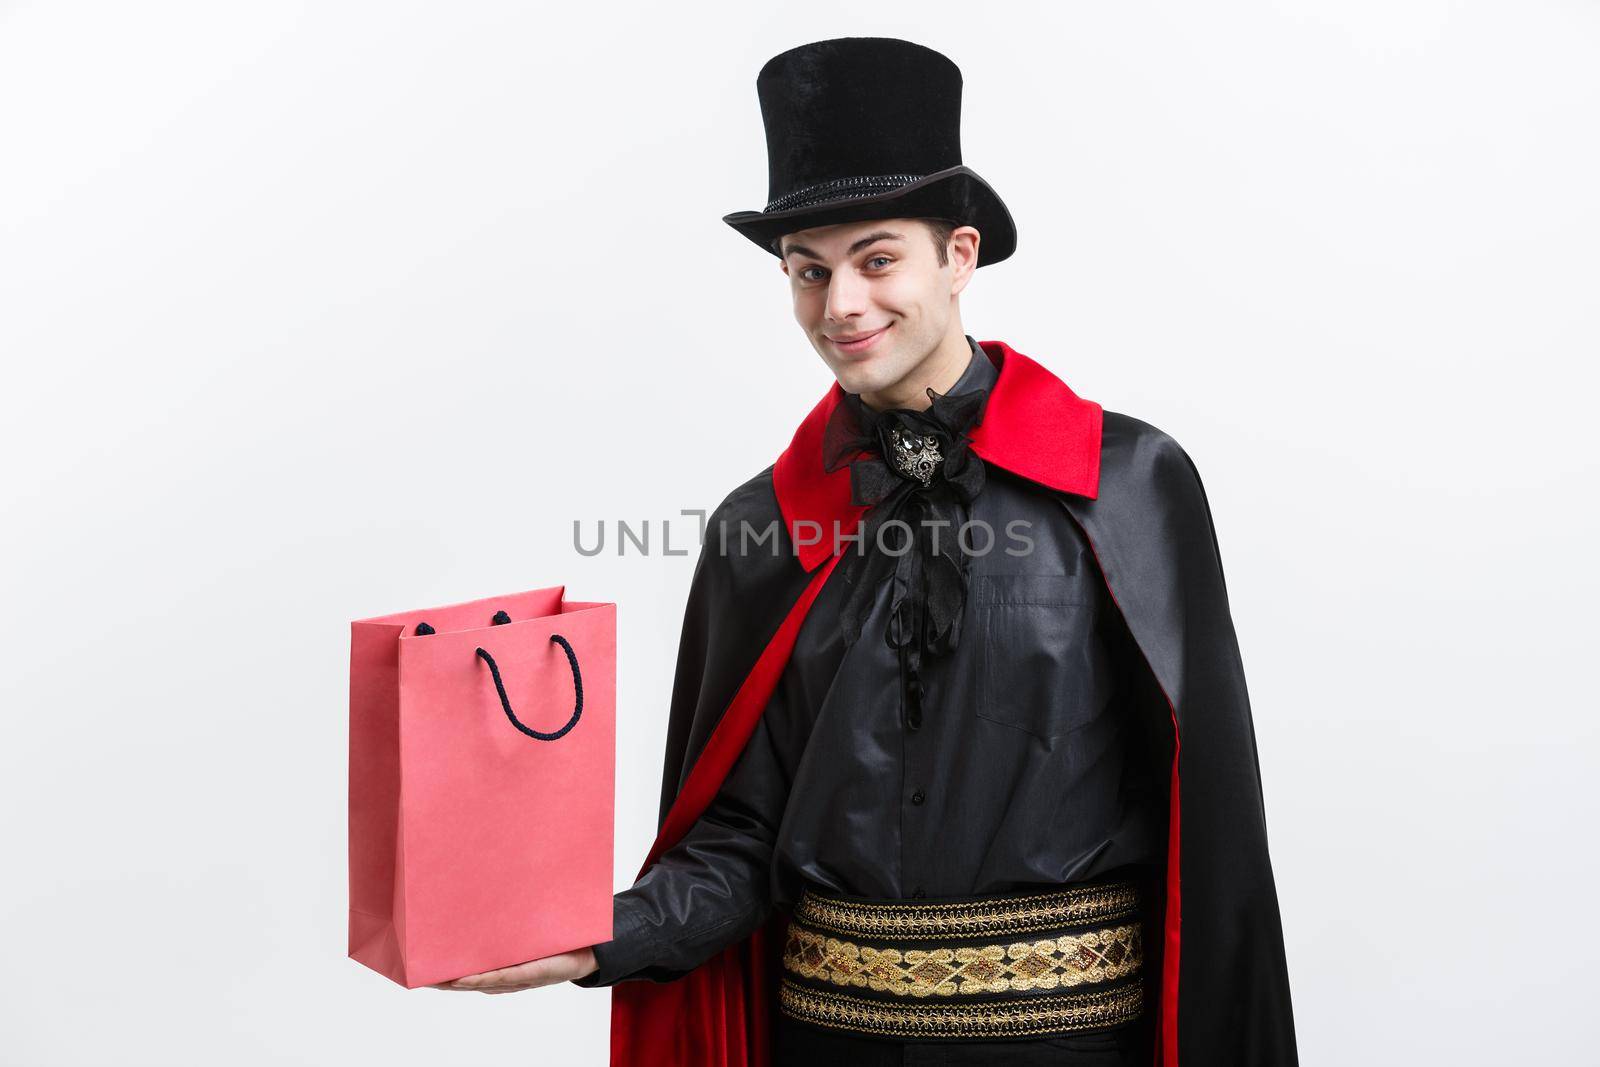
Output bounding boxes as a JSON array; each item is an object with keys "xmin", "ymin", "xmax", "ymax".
[
  {"xmin": 411, "ymin": 609, "xmax": 512, "ymax": 638},
  {"xmin": 412, "ymin": 611, "xmax": 584, "ymax": 741},
  {"xmin": 474, "ymin": 634, "xmax": 584, "ymax": 741}
]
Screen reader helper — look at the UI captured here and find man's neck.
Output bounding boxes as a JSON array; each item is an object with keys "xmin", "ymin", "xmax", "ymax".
[{"xmin": 860, "ymin": 330, "xmax": 975, "ymax": 413}]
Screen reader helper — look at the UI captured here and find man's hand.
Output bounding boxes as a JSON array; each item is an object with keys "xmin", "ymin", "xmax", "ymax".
[{"xmin": 430, "ymin": 946, "xmax": 599, "ymax": 994}]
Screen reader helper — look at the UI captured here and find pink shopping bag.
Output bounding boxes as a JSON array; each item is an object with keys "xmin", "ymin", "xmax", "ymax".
[{"xmin": 348, "ymin": 585, "xmax": 615, "ymax": 988}]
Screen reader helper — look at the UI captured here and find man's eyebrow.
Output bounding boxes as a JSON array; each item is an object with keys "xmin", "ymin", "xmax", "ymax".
[{"xmin": 781, "ymin": 230, "xmax": 906, "ymax": 261}]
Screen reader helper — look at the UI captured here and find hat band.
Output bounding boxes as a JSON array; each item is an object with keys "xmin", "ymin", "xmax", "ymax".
[{"xmin": 765, "ymin": 172, "xmax": 928, "ymax": 213}]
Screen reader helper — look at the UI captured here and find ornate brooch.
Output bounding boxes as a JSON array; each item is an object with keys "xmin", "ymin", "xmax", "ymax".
[{"xmin": 887, "ymin": 426, "xmax": 943, "ymax": 487}]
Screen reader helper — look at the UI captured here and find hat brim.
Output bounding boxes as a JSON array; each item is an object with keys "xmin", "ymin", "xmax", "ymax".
[{"xmin": 721, "ymin": 165, "xmax": 1017, "ymax": 268}]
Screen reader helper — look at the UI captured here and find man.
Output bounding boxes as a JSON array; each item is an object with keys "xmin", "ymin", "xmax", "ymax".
[{"xmin": 437, "ymin": 37, "xmax": 1298, "ymax": 1067}]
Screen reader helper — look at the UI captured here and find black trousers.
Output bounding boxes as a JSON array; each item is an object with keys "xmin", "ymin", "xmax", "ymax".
[{"xmin": 773, "ymin": 1013, "xmax": 1154, "ymax": 1067}]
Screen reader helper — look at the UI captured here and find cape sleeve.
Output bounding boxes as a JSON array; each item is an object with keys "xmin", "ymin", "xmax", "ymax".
[
  {"xmin": 580, "ymin": 467, "xmax": 843, "ymax": 1066},
  {"xmin": 1065, "ymin": 414, "xmax": 1298, "ymax": 1067},
  {"xmin": 571, "ymin": 707, "xmax": 790, "ymax": 987}
]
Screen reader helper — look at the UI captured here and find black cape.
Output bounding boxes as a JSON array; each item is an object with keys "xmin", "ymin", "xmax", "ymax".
[{"xmin": 605, "ymin": 344, "xmax": 1297, "ymax": 1067}]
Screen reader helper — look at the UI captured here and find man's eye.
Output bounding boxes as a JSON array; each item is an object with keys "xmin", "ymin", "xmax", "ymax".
[
  {"xmin": 868, "ymin": 256, "xmax": 892, "ymax": 268},
  {"xmin": 800, "ymin": 267, "xmax": 825, "ymax": 282}
]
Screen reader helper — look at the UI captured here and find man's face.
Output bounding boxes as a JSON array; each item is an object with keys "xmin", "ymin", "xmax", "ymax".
[{"xmin": 779, "ymin": 217, "xmax": 977, "ymax": 403}]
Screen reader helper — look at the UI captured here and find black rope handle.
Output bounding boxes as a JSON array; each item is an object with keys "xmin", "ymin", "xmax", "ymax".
[
  {"xmin": 474, "ymin": 633, "xmax": 584, "ymax": 741},
  {"xmin": 414, "ymin": 609, "xmax": 512, "ymax": 637}
]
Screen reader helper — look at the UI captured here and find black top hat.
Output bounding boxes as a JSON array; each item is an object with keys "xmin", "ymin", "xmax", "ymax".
[{"xmin": 722, "ymin": 37, "xmax": 1017, "ymax": 268}]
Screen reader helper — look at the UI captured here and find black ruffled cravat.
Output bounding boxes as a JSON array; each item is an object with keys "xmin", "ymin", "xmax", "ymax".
[{"xmin": 821, "ymin": 382, "xmax": 989, "ymax": 656}]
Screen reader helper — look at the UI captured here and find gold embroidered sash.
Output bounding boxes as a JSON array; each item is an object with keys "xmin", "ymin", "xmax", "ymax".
[{"xmin": 778, "ymin": 878, "xmax": 1146, "ymax": 1040}]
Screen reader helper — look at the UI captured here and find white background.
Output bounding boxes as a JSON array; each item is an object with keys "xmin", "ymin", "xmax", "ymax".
[{"xmin": 3, "ymin": 2, "xmax": 1596, "ymax": 1064}]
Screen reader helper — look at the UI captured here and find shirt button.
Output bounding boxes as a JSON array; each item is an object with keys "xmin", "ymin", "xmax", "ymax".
[
  {"xmin": 905, "ymin": 708, "xmax": 922, "ymax": 731},
  {"xmin": 911, "ymin": 789, "xmax": 926, "ymax": 805},
  {"xmin": 911, "ymin": 887, "xmax": 926, "ymax": 899}
]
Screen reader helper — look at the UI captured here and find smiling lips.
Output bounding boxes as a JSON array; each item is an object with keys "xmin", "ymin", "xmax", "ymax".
[{"xmin": 830, "ymin": 325, "xmax": 890, "ymax": 354}]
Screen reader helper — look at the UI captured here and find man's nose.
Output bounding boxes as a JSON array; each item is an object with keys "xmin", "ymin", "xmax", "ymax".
[{"xmin": 824, "ymin": 268, "xmax": 869, "ymax": 323}]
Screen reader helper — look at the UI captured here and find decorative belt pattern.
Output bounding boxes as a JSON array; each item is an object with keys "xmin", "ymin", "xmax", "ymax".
[
  {"xmin": 778, "ymin": 978, "xmax": 1145, "ymax": 1040},
  {"xmin": 783, "ymin": 921, "xmax": 1142, "ymax": 996},
  {"xmin": 791, "ymin": 879, "xmax": 1141, "ymax": 941},
  {"xmin": 779, "ymin": 879, "xmax": 1147, "ymax": 1041}
]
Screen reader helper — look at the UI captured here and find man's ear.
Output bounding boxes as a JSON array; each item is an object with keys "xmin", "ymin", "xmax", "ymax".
[
  {"xmin": 951, "ymin": 225, "xmax": 980, "ymax": 268},
  {"xmin": 949, "ymin": 226, "xmax": 980, "ymax": 295}
]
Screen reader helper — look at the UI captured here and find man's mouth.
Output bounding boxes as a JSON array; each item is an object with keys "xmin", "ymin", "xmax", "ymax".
[{"xmin": 829, "ymin": 325, "xmax": 890, "ymax": 354}]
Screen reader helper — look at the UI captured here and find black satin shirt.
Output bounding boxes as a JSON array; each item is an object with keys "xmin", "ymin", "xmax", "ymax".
[{"xmin": 574, "ymin": 338, "xmax": 1166, "ymax": 987}]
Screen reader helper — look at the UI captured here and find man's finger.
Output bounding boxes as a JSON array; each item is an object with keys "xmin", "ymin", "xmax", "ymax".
[{"xmin": 428, "ymin": 958, "xmax": 554, "ymax": 991}]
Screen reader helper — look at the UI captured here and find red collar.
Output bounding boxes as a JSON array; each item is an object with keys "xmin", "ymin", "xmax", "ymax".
[{"xmin": 773, "ymin": 339, "xmax": 1103, "ymax": 572}]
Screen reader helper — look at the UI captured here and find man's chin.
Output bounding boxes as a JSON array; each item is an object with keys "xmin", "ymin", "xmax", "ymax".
[
  {"xmin": 830, "ymin": 368, "xmax": 884, "ymax": 397},
  {"xmin": 825, "ymin": 356, "xmax": 897, "ymax": 397}
]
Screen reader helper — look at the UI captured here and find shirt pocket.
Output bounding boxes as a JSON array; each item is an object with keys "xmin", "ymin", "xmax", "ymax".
[{"xmin": 973, "ymin": 573, "xmax": 1112, "ymax": 741}]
